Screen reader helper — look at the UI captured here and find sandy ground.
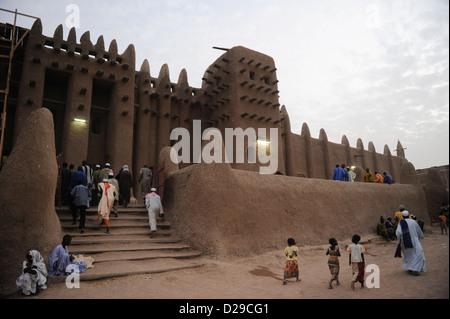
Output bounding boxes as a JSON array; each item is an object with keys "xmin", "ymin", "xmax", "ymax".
[{"xmin": 5, "ymin": 225, "xmax": 448, "ymax": 304}]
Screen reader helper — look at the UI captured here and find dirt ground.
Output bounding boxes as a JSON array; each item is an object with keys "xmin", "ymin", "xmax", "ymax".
[{"xmin": 6, "ymin": 225, "xmax": 448, "ymax": 302}]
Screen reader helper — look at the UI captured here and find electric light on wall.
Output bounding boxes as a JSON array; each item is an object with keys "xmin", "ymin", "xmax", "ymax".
[
  {"xmin": 256, "ymin": 137, "xmax": 270, "ymax": 145},
  {"xmin": 73, "ymin": 118, "xmax": 86, "ymax": 123}
]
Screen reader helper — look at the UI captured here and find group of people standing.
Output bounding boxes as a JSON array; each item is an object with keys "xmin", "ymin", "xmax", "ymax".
[
  {"xmin": 61, "ymin": 161, "xmax": 133, "ymax": 234},
  {"xmin": 283, "ymin": 206, "xmax": 427, "ymax": 290},
  {"xmin": 332, "ymin": 164, "xmax": 393, "ymax": 184},
  {"xmin": 332, "ymin": 164, "xmax": 356, "ymax": 182},
  {"xmin": 60, "ymin": 161, "xmax": 163, "ymax": 236}
]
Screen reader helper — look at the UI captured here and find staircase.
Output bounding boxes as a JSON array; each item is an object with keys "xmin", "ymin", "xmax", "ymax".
[{"xmin": 52, "ymin": 205, "xmax": 204, "ymax": 282}]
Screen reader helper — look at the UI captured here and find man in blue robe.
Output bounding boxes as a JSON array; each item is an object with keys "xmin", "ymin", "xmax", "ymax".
[
  {"xmin": 332, "ymin": 164, "xmax": 344, "ymax": 181},
  {"xmin": 48, "ymin": 235, "xmax": 87, "ymax": 276},
  {"xmin": 383, "ymin": 172, "xmax": 392, "ymax": 184}
]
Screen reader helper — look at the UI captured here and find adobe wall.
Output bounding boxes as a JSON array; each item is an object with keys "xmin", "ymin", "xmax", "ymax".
[
  {"xmin": 0, "ymin": 108, "xmax": 62, "ymax": 296},
  {"xmin": 283, "ymin": 126, "xmax": 418, "ymax": 186},
  {"xmin": 8, "ymin": 20, "xmax": 423, "ymax": 197},
  {"xmin": 417, "ymin": 167, "xmax": 449, "ymax": 222},
  {"xmin": 13, "ymin": 19, "xmax": 135, "ymax": 178},
  {"xmin": 163, "ymin": 161, "xmax": 430, "ymax": 257}
]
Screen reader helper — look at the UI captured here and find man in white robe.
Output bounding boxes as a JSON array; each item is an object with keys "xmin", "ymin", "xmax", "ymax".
[
  {"xmin": 347, "ymin": 166, "xmax": 356, "ymax": 182},
  {"xmin": 98, "ymin": 179, "xmax": 116, "ymax": 234},
  {"xmin": 16, "ymin": 250, "xmax": 47, "ymax": 296},
  {"xmin": 145, "ymin": 188, "xmax": 165, "ymax": 237},
  {"xmin": 395, "ymin": 210, "xmax": 426, "ymax": 276}
]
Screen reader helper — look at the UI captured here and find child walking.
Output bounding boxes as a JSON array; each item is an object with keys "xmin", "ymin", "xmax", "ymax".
[
  {"xmin": 347, "ymin": 234, "xmax": 365, "ymax": 289},
  {"xmin": 326, "ymin": 238, "xmax": 341, "ymax": 289},
  {"xmin": 439, "ymin": 212, "xmax": 447, "ymax": 235},
  {"xmin": 283, "ymin": 238, "xmax": 300, "ymax": 285}
]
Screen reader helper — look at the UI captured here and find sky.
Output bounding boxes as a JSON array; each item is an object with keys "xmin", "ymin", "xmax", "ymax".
[{"xmin": 1, "ymin": 0, "xmax": 448, "ymax": 169}]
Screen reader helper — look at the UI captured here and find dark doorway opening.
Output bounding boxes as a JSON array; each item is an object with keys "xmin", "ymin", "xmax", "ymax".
[
  {"xmin": 42, "ymin": 69, "xmax": 69, "ymax": 155},
  {"xmin": 88, "ymin": 79, "xmax": 113, "ymax": 166}
]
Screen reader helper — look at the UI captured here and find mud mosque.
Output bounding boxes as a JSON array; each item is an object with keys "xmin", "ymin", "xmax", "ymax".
[
  {"xmin": 0, "ymin": 13, "xmax": 448, "ymax": 296},
  {"xmin": 2, "ymin": 18, "xmax": 437, "ymax": 183}
]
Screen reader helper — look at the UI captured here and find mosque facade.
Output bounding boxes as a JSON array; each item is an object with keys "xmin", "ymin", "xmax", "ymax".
[{"xmin": 1, "ymin": 19, "xmax": 416, "ymax": 190}]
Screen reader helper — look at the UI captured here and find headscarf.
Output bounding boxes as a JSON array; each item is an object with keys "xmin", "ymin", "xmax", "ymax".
[
  {"xmin": 28, "ymin": 250, "xmax": 48, "ymax": 277},
  {"xmin": 16, "ymin": 250, "xmax": 48, "ymax": 295}
]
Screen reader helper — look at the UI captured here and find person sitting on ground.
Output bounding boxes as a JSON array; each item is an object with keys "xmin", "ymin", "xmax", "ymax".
[
  {"xmin": 364, "ymin": 168, "xmax": 373, "ymax": 182},
  {"xmin": 48, "ymin": 235, "xmax": 87, "ymax": 276},
  {"xmin": 382, "ymin": 171, "xmax": 392, "ymax": 184},
  {"xmin": 384, "ymin": 217, "xmax": 396, "ymax": 239},
  {"xmin": 377, "ymin": 216, "xmax": 392, "ymax": 241},
  {"xmin": 374, "ymin": 171, "xmax": 384, "ymax": 183},
  {"xmin": 16, "ymin": 250, "xmax": 48, "ymax": 296}
]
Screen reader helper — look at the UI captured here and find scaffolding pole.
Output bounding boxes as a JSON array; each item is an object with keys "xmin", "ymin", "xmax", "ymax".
[{"xmin": 0, "ymin": 8, "xmax": 39, "ymax": 168}]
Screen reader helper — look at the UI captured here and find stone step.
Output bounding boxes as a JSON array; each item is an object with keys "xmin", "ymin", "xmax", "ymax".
[
  {"xmin": 66, "ymin": 242, "xmax": 193, "ymax": 254},
  {"xmin": 52, "ymin": 204, "xmax": 205, "ymax": 281},
  {"xmin": 49, "ymin": 258, "xmax": 205, "ymax": 282},
  {"xmin": 59, "ymin": 214, "xmax": 157, "ymax": 221},
  {"xmin": 64, "ymin": 230, "xmax": 174, "ymax": 239},
  {"xmin": 70, "ymin": 236, "xmax": 183, "ymax": 246},
  {"xmin": 59, "ymin": 215, "xmax": 167, "ymax": 223},
  {"xmin": 65, "ymin": 226, "xmax": 172, "ymax": 237},
  {"xmin": 61, "ymin": 220, "xmax": 171, "ymax": 231},
  {"xmin": 84, "ymin": 249, "xmax": 203, "ymax": 263},
  {"xmin": 56, "ymin": 206, "xmax": 148, "ymax": 215}
]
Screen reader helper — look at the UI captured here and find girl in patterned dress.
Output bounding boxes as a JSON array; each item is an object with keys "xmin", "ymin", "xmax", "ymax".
[
  {"xmin": 283, "ymin": 238, "xmax": 300, "ymax": 285},
  {"xmin": 326, "ymin": 238, "xmax": 341, "ymax": 289}
]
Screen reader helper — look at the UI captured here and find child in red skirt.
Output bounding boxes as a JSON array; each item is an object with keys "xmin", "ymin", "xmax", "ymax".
[
  {"xmin": 347, "ymin": 234, "xmax": 365, "ymax": 289},
  {"xmin": 283, "ymin": 238, "xmax": 300, "ymax": 285}
]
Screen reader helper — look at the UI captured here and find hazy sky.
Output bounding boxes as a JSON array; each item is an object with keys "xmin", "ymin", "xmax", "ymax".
[{"xmin": 1, "ymin": 0, "xmax": 448, "ymax": 169}]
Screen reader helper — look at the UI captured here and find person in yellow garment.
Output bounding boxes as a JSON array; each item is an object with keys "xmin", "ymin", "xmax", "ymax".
[
  {"xmin": 364, "ymin": 168, "xmax": 373, "ymax": 182},
  {"xmin": 394, "ymin": 204, "xmax": 411, "ymax": 227},
  {"xmin": 439, "ymin": 212, "xmax": 448, "ymax": 235},
  {"xmin": 283, "ymin": 238, "xmax": 300, "ymax": 285},
  {"xmin": 97, "ymin": 178, "xmax": 116, "ymax": 234}
]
